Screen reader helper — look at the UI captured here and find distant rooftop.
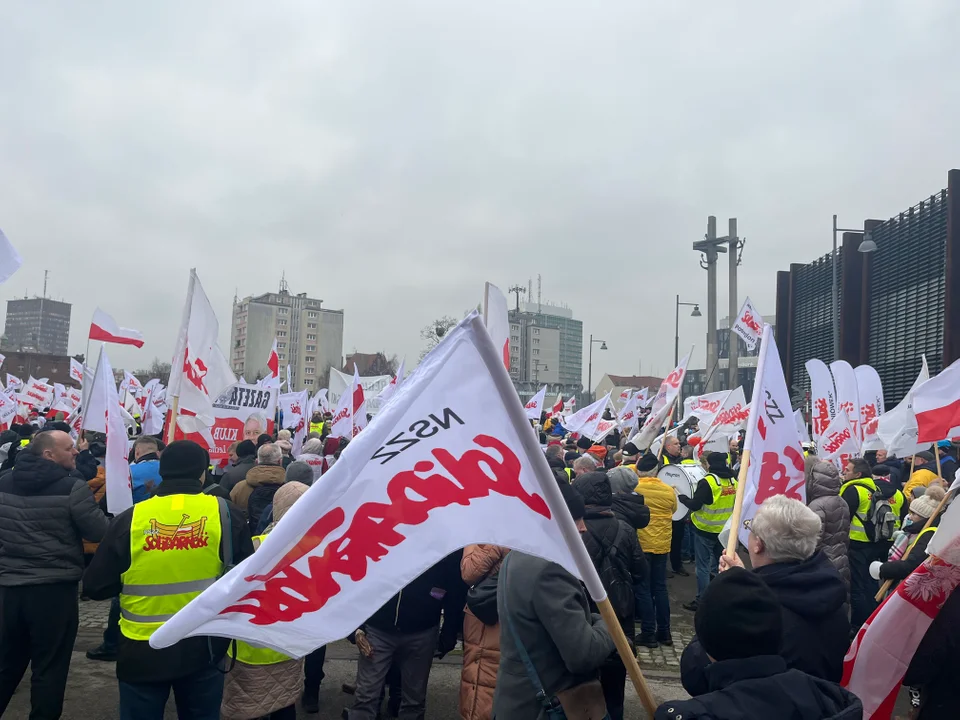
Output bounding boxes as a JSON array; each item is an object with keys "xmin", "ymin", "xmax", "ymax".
[{"xmin": 517, "ymin": 300, "xmax": 573, "ymax": 319}]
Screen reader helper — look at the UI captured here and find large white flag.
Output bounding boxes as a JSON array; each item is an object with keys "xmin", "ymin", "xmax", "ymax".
[
  {"xmin": 875, "ymin": 356, "xmax": 929, "ymax": 458},
  {"xmin": 279, "ymin": 389, "xmax": 309, "ymax": 456},
  {"xmin": 168, "ymin": 270, "xmax": 236, "ymax": 437},
  {"xmin": 69, "ymin": 358, "xmax": 85, "ymax": 385},
  {"xmin": 731, "ymin": 296, "xmax": 763, "ymax": 352},
  {"xmin": 819, "ymin": 409, "xmax": 861, "ymax": 470},
  {"xmin": 0, "ymin": 392, "xmax": 17, "ymax": 430},
  {"xmin": 631, "ymin": 349, "xmax": 692, "ymax": 450},
  {"xmin": 617, "ymin": 391, "xmax": 641, "ymax": 429},
  {"xmin": 855, "ymin": 364, "xmax": 885, "ymax": 450},
  {"xmin": 737, "ymin": 325, "xmax": 806, "ymax": 547},
  {"xmin": 698, "ymin": 387, "xmax": 750, "ymax": 455},
  {"xmin": 682, "ymin": 390, "xmax": 731, "ymax": 427},
  {"xmin": 90, "ymin": 346, "xmax": 133, "ymax": 515},
  {"xmin": 141, "ymin": 382, "xmax": 165, "ymax": 436},
  {"xmin": 328, "ymin": 373, "xmax": 354, "ymax": 439},
  {"xmin": 483, "ymin": 282, "xmax": 510, "ymax": 370},
  {"xmin": 914, "ymin": 358, "xmax": 960, "ymax": 443},
  {"xmin": 830, "ymin": 360, "xmax": 861, "ymax": 441},
  {"xmin": 149, "ymin": 313, "xmax": 600, "ymax": 656},
  {"xmin": 377, "ymin": 358, "xmax": 406, "ymax": 406},
  {"xmin": 563, "ymin": 393, "xmax": 611, "ymax": 435},
  {"xmin": 524, "ymin": 386, "xmax": 547, "ymax": 421},
  {"xmin": 806, "ymin": 359, "xmax": 837, "ymax": 442},
  {"xmin": 351, "ymin": 366, "xmax": 368, "ymax": 437}
]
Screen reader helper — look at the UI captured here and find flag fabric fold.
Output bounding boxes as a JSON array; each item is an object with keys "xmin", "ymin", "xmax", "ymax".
[
  {"xmin": 913, "ymin": 357, "xmax": 960, "ymax": 443},
  {"xmin": 524, "ymin": 386, "xmax": 547, "ymax": 420},
  {"xmin": 806, "ymin": 359, "xmax": 837, "ymax": 443},
  {"xmin": 631, "ymin": 349, "xmax": 691, "ymax": 450}
]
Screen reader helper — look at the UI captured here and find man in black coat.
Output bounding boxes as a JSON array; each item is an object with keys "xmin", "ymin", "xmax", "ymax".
[
  {"xmin": 572, "ymin": 471, "xmax": 646, "ymax": 720},
  {"xmin": 0, "ymin": 430, "xmax": 109, "ymax": 719},
  {"xmin": 657, "ymin": 568, "xmax": 862, "ymax": 720},
  {"xmin": 219, "ymin": 439, "xmax": 257, "ymax": 493},
  {"xmin": 681, "ymin": 495, "xmax": 850, "ymax": 695}
]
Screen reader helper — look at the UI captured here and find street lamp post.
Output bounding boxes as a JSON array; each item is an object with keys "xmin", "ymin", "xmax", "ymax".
[
  {"xmin": 587, "ymin": 334, "xmax": 607, "ymax": 404},
  {"xmin": 675, "ymin": 295, "xmax": 702, "ymax": 366},
  {"xmin": 832, "ymin": 215, "xmax": 877, "ymax": 360}
]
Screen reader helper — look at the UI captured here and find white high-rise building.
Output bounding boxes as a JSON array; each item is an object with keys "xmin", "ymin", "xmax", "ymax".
[{"xmin": 229, "ymin": 282, "xmax": 343, "ymax": 391}]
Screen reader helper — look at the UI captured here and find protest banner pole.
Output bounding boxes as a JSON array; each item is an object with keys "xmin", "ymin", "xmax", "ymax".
[
  {"xmin": 657, "ymin": 398, "xmax": 678, "ymax": 465},
  {"xmin": 470, "ymin": 315, "xmax": 658, "ymax": 717},
  {"xmin": 875, "ymin": 486, "xmax": 955, "ymax": 602},
  {"xmin": 935, "ymin": 448, "xmax": 943, "ymax": 479},
  {"xmin": 725, "ymin": 448, "xmax": 752, "ymax": 558},
  {"xmin": 165, "ymin": 396, "xmax": 179, "ymax": 445}
]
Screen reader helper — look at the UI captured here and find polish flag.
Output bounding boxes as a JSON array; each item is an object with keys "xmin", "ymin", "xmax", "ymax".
[
  {"xmin": 482, "ymin": 282, "xmax": 510, "ymax": 370},
  {"xmin": 843, "ymin": 495, "xmax": 960, "ymax": 718},
  {"xmin": 261, "ymin": 339, "xmax": 281, "ymax": 388},
  {"xmin": 351, "ymin": 366, "xmax": 367, "ymax": 436},
  {"xmin": 550, "ymin": 394, "xmax": 564, "ymax": 418},
  {"xmin": 89, "ymin": 308, "xmax": 145, "ymax": 348},
  {"xmin": 148, "ymin": 312, "xmax": 604, "ymax": 658},
  {"xmin": 524, "ymin": 385, "xmax": 547, "ymax": 420},
  {"xmin": 913, "ymin": 358, "xmax": 960, "ymax": 443}
]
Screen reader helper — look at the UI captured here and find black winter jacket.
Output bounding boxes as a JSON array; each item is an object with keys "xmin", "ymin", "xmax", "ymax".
[
  {"xmin": 879, "ymin": 518, "xmax": 940, "ymax": 583},
  {"xmin": 660, "ymin": 655, "xmax": 862, "ymax": 720},
  {"xmin": 905, "ymin": 584, "xmax": 960, "ymax": 719},
  {"xmin": 573, "ymin": 472, "xmax": 647, "ymax": 638},
  {"xmin": 611, "ymin": 491, "xmax": 650, "ymax": 532},
  {"xmin": 247, "ymin": 483, "xmax": 281, "ymax": 534},
  {"xmin": 83, "ymin": 476, "xmax": 254, "ymax": 684},
  {"xmin": 366, "ymin": 550, "xmax": 467, "ymax": 647},
  {"xmin": 681, "ymin": 552, "xmax": 849, "ymax": 695},
  {"xmin": 219, "ymin": 456, "xmax": 255, "ymax": 493},
  {"xmin": 0, "ymin": 452, "xmax": 109, "ymax": 586}
]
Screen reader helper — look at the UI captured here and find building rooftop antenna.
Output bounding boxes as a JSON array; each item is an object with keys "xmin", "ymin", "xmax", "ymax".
[
  {"xmin": 279, "ymin": 272, "xmax": 289, "ymax": 294},
  {"xmin": 43, "ymin": 270, "xmax": 49, "ymax": 299},
  {"xmin": 537, "ymin": 274, "xmax": 542, "ymax": 314}
]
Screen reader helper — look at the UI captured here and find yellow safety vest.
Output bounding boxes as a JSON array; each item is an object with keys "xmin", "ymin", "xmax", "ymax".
[
  {"xmin": 691, "ymin": 473, "xmax": 737, "ymax": 534},
  {"xmin": 309, "ymin": 421, "xmax": 325, "ymax": 436},
  {"xmin": 228, "ymin": 535, "xmax": 292, "ymax": 666},
  {"xmin": 120, "ymin": 494, "xmax": 224, "ymax": 642},
  {"xmin": 906, "ymin": 525, "xmax": 938, "ymax": 557},
  {"xmin": 680, "ymin": 459, "xmax": 698, "ymax": 466},
  {"xmin": 890, "ymin": 490, "xmax": 905, "ymax": 532},
  {"xmin": 840, "ymin": 478, "xmax": 877, "ymax": 543}
]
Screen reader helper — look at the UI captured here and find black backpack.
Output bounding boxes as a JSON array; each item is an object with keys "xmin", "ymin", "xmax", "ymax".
[{"xmin": 597, "ymin": 525, "xmax": 633, "ymax": 622}]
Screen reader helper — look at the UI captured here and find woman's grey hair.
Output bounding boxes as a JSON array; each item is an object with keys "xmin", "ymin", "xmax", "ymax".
[
  {"xmin": 750, "ymin": 495, "xmax": 822, "ymax": 563},
  {"xmin": 301, "ymin": 438, "xmax": 325, "ymax": 455},
  {"xmin": 573, "ymin": 455, "xmax": 597, "ymax": 474},
  {"xmin": 277, "ymin": 429, "xmax": 292, "ymax": 442}
]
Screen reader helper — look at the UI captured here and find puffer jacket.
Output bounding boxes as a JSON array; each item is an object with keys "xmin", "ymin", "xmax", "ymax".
[
  {"xmin": 460, "ymin": 544, "xmax": 509, "ymax": 720},
  {"xmin": 229, "ymin": 464, "xmax": 285, "ymax": 514},
  {"xmin": 805, "ymin": 459, "xmax": 851, "ymax": 592},
  {"xmin": 904, "ymin": 467, "xmax": 939, "ymax": 501},
  {"xmin": 0, "ymin": 452, "xmax": 108, "ymax": 586},
  {"xmin": 573, "ymin": 472, "xmax": 646, "ymax": 638},
  {"xmin": 83, "ymin": 467, "xmax": 107, "ymax": 555},
  {"xmin": 634, "ymin": 472, "xmax": 678, "ymax": 555}
]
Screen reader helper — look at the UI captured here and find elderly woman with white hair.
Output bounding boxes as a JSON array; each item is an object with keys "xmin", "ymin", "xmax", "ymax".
[{"xmin": 680, "ymin": 495, "xmax": 850, "ymax": 697}]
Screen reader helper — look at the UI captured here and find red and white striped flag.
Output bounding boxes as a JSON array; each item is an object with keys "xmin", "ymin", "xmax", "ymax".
[
  {"xmin": 913, "ymin": 358, "xmax": 960, "ymax": 443},
  {"xmin": 89, "ymin": 308, "xmax": 145, "ymax": 348},
  {"xmin": 843, "ymin": 494, "xmax": 960, "ymax": 718},
  {"xmin": 550, "ymin": 394, "xmax": 564, "ymax": 418}
]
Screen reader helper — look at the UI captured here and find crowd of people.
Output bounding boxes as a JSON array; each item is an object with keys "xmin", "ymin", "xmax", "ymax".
[{"xmin": 0, "ymin": 403, "xmax": 957, "ymax": 719}]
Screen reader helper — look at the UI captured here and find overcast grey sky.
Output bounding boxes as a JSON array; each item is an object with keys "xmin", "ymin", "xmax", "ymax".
[{"xmin": 2, "ymin": 1, "xmax": 958, "ymax": 383}]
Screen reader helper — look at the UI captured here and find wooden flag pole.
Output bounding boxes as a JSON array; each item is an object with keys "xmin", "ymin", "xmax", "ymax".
[
  {"xmin": 875, "ymin": 486, "xmax": 954, "ymax": 602},
  {"xmin": 165, "ymin": 396, "xmax": 179, "ymax": 445},
  {"xmin": 596, "ymin": 597, "xmax": 658, "ymax": 716},
  {"xmin": 657, "ymin": 398, "xmax": 679, "ymax": 465},
  {"xmin": 935, "ymin": 447, "xmax": 944, "ymax": 479},
  {"xmin": 724, "ymin": 448, "xmax": 752, "ymax": 558}
]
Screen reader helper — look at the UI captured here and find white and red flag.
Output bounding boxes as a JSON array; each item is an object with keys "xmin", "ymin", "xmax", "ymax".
[
  {"xmin": 631, "ymin": 349, "xmax": 691, "ymax": 450},
  {"xmin": 482, "ymin": 282, "xmax": 510, "ymax": 370},
  {"xmin": 819, "ymin": 409, "xmax": 861, "ymax": 471},
  {"xmin": 279, "ymin": 389, "xmax": 309, "ymax": 456},
  {"xmin": 913, "ymin": 357, "xmax": 960, "ymax": 443},
  {"xmin": 260, "ymin": 339, "xmax": 281, "ymax": 389},
  {"xmin": 876, "ymin": 356, "xmax": 928, "ymax": 457},
  {"xmin": 636, "ymin": 387, "xmax": 651, "ymax": 409},
  {"xmin": 549, "ymin": 394, "xmax": 564, "ymax": 418},
  {"xmin": 524, "ymin": 386, "xmax": 547, "ymax": 420},
  {"xmin": 377, "ymin": 358, "xmax": 406, "ymax": 406},
  {"xmin": 122, "ymin": 371, "xmax": 143, "ymax": 396},
  {"xmin": 563, "ymin": 393, "xmax": 610, "ymax": 436},
  {"xmin": 843, "ymin": 493, "xmax": 960, "ymax": 718},
  {"xmin": 682, "ymin": 390, "xmax": 731, "ymax": 427},
  {"xmin": 0, "ymin": 392, "xmax": 17, "ymax": 431},
  {"xmin": 617, "ymin": 391, "xmax": 640, "ymax": 429},
  {"xmin": 731, "ymin": 296, "xmax": 763, "ymax": 352},
  {"xmin": 736, "ymin": 324, "xmax": 806, "ymax": 547},
  {"xmin": 18, "ymin": 377, "xmax": 54, "ymax": 409},
  {"xmin": 309, "ymin": 389, "xmax": 330, "ymax": 417},
  {"xmin": 351, "ymin": 366, "xmax": 368, "ymax": 437},
  {"xmin": 149, "ymin": 313, "xmax": 603, "ymax": 656},
  {"xmin": 697, "ymin": 387, "xmax": 750, "ymax": 456},
  {"xmin": 168, "ymin": 270, "xmax": 236, "ymax": 439},
  {"xmin": 806, "ymin": 359, "xmax": 837, "ymax": 442},
  {"xmin": 89, "ymin": 308, "xmax": 145, "ymax": 348},
  {"xmin": 5, "ymin": 374, "xmax": 22, "ymax": 392},
  {"xmin": 618, "ymin": 388, "xmax": 633, "ymax": 407},
  {"xmin": 141, "ymin": 382, "xmax": 166, "ymax": 436},
  {"xmin": 328, "ymin": 374, "xmax": 354, "ymax": 440},
  {"xmin": 855, "ymin": 364, "xmax": 886, "ymax": 450},
  {"xmin": 830, "ymin": 360, "xmax": 861, "ymax": 441},
  {"xmin": 88, "ymin": 345, "xmax": 133, "ymax": 515},
  {"xmin": 70, "ymin": 358, "xmax": 85, "ymax": 385}
]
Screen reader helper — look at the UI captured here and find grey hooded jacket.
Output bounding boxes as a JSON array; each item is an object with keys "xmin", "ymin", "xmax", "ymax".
[{"xmin": 805, "ymin": 458, "xmax": 851, "ymax": 592}]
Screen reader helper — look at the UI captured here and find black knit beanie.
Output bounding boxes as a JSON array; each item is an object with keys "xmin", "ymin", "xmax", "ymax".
[
  {"xmin": 695, "ymin": 567, "xmax": 782, "ymax": 661},
  {"xmin": 159, "ymin": 440, "xmax": 209, "ymax": 481},
  {"xmin": 707, "ymin": 452, "xmax": 730, "ymax": 473},
  {"xmin": 636, "ymin": 453, "xmax": 659, "ymax": 473},
  {"xmin": 576, "ymin": 435, "xmax": 593, "ymax": 451}
]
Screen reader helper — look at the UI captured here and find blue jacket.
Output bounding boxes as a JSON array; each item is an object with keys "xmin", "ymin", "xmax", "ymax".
[{"xmin": 129, "ymin": 456, "xmax": 162, "ymax": 504}]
